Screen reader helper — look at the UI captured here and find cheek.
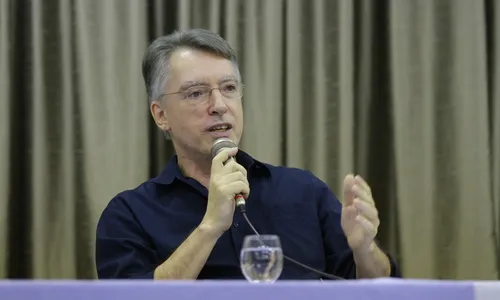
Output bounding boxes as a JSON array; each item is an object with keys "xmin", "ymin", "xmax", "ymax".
[
  {"xmin": 228, "ymin": 101, "xmax": 243, "ymax": 117},
  {"xmin": 175, "ymin": 108, "xmax": 207, "ymax": 132}
]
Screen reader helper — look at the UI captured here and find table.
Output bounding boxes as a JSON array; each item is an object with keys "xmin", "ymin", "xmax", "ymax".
[{"xmin": 0, "ymin": 278, "xmax": 499, "ymax": 300}]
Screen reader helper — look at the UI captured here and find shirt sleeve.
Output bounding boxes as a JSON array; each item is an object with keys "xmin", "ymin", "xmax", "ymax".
[
  {"xmin": 95, "ymin": 196, "xmax": 159, "ymax": 279},
  {"xmin": 314, "ymin": 176, "xmax": 402, "ymax": 279}
]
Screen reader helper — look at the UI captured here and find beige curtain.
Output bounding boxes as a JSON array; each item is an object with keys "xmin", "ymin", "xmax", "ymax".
[
  {"xmin": 389, "ymin": 0, "xmax": 500, "ymax": 279},
  {"xmin": 0, "ymin": 0, "xmax": 149, "ymax": 278},
  {"xmin": 0, "ymin": 0, "xmax": 499, "ymax": 280}
]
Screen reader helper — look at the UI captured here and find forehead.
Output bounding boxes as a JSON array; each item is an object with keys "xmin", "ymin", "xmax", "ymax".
[{"xmin": 168, "ymin": 48, "xmax": 236, "ymax": 85}]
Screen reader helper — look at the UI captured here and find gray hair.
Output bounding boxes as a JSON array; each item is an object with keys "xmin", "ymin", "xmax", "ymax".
[{"xmin": 142, "ymin": 28, "xmax": 240, "ymax": 104}]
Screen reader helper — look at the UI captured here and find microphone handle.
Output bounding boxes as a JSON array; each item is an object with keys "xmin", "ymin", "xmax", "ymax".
[
  {"xmin": 235, "ymin": 194, "xmax": 246, "ymax": 210},
  {"xmin": 223, "ymin": 156, "xmax": 247, "ymax": 212}
]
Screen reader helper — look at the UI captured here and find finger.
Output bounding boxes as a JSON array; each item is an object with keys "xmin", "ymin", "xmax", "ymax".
[
  {"xmin": 211, "ymin": 147, "xmax": 239, "ymax": 174},
  {"xmin": 354, "ymin": 199, "xmax": 380, "ymax": 226},
  {"xmin": 218, "ymin": 171, "xmax": 249, "ymax": 187},
  {"xmin": 355, "ymin": 215, "xmax": 378, "ymax": 237},
  {"xmin": 222, "ymin": 181, "xmax": 250, "ymax": 198},
  {"xmin": 354, "ymin": 175, "xmax": 372, "ymax": 196},
  {"xmin": 352, "ymin": 184, "xmax": 374, "ymax": 205},
  {"xmin": 342, "ymin": 206, "xmax": 358, "ymax": 223},
  {"xmin": 343, "ymin": 174, "xmax": 355, "ymax": 207},
  {"xmin": 222, "ymin": 159, "xmax": 247, "ymax": 177}
]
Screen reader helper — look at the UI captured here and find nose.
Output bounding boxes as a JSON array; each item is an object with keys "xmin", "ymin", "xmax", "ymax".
[{"xmin": 208, "ymin": 88, "xmax": 228, "ymax": 115}]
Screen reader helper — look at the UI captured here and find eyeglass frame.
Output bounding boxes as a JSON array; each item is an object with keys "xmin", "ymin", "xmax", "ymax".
[{"xmin": 156, "ymin": 80, "xmax": 244, "ymax": 103}]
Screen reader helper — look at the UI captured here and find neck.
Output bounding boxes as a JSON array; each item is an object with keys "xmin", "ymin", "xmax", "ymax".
[{"xmin": 176, "ymin": 152, "xmax": 212, "ymax": 188}]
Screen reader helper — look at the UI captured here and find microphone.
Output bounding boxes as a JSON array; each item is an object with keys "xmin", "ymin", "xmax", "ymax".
[
  {"xmin": 211, "ymin": 138, "xmax": 247, "ymax": 212},
  {"xmin": 210, "ymin": 138, "xmax": 344, "ymax": 281}
]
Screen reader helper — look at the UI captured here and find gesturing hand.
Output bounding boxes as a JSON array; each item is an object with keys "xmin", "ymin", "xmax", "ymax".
[{"xmin": 341, "ymin": 174, "xmax": 380, "ymax": 252}]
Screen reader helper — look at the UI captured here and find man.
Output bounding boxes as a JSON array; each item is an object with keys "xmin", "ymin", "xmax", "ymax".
[{"xmin": 95, "ymin": 28, "xmax": 400, "ymax": 280}]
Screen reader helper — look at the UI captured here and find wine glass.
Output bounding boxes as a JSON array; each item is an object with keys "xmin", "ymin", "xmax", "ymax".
[{"xmin": 240, "ymin": 234, "xmax": 284, "ymax": 283}]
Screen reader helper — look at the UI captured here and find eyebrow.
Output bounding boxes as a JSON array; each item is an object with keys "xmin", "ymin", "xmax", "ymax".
[{"xmin": 178, "ymin": 76, "xmax": 238, "ymax": 91}]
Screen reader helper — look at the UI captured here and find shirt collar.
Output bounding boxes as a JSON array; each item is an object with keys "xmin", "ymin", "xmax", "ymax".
[{"xmin": 151, "ymin": 150, "xmax": 271, "ymax": 186}]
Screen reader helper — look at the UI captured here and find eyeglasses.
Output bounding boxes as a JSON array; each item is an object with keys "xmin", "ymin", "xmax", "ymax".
[{"xmin": 159, "ymin": 81, "xmax": 243, "ymax": 104}]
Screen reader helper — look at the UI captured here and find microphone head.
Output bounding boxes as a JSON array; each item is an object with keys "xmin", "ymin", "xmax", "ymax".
[{"xmin": 211, "ymin": 138, "xmax": 237, "ymax": 159}]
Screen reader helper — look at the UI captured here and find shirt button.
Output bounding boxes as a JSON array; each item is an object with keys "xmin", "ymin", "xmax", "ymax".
[{"xmin": 233, "ymin": 222, "xmax": 239, "ymax": 228}]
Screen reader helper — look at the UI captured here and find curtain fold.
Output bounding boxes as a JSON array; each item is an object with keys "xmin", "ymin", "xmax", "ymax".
[
  {"xmin": 389, "ymin": 0, "xmax": 498, "ymax": 279},
  {"xmin": 1, "ymin": 0, "xmax": 499, "ymax": 280},
  {"xmin": 0, "ymin": 0, "xmax": 11, "ymax": 280},
  {"xmin": 73, "ymin": 0, "xmax": 150, "ymax": 279},
  {"xmin": 488, "ymin": 0, "xmax": 500, "ymax": 277},
  {"xmin": 1, "ymin": 0, "xmax": 149, "ymax": 279}
]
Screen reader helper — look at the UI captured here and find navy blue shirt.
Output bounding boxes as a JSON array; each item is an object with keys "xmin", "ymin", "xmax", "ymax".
[{"xmin": 95, "ymin": 151, "xmax": 400, "ymax": 280}]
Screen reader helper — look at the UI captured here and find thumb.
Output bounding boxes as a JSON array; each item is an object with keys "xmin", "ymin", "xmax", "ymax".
[
  {"xmin": 343, "ymin": 174, "xmax": 355, "ymax": 207},
  {"xmin": 211, "ymin": 147, "xmax": 238, "ymax": 173}
]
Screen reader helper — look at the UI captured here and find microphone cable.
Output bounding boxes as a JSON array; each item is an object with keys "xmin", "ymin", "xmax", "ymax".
[{"xmin": 238, "ymin": 205, "xmax": 345, "ymax": 280}]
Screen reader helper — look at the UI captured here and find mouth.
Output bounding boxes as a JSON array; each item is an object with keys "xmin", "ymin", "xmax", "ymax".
[{"xmin": 207, "ymin": 123, "xmax": 233, "ymax": 132}]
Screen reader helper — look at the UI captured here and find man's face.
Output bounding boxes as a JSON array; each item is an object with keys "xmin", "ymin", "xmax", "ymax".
[{"xmin": 150, "ymin": 49, "xmax": 244, "ymax": 159}]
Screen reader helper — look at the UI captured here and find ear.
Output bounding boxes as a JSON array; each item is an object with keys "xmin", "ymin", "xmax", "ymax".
[{"xmin": 150, "ymin": 101, "xmax": 170, "ymax": 132}]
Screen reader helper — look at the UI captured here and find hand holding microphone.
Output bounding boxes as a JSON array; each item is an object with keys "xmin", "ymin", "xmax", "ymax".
[
  {"xmin": 211, "ymin": 138, "xmax": 248, "ymax": 211},
  {"xmin": 201, "ymin": 139, "xmax": 249, "ymax": 235}
]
